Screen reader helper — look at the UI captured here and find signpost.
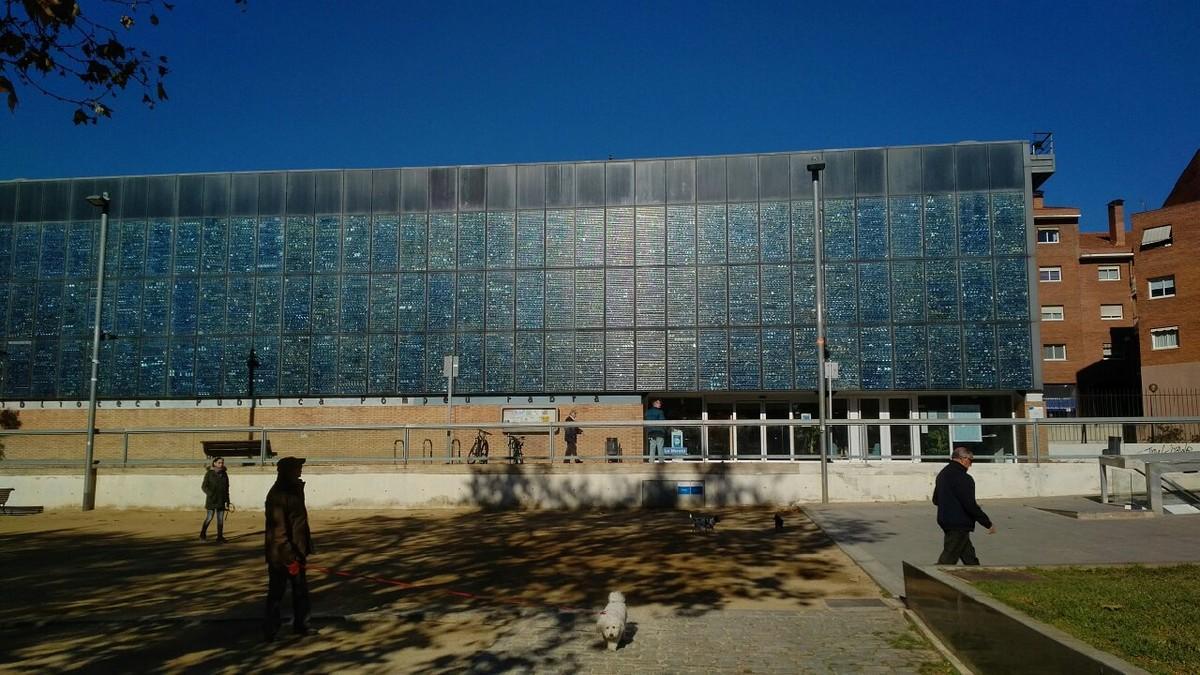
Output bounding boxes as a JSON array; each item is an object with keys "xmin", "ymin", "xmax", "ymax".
[{"xmin": 444, "ymin": 355, "xmax": 458, "ymax": 456}]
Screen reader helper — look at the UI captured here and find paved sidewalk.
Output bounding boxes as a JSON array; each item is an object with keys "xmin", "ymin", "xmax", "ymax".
[
  {"xmin": 448, "ymin": 605, "xmax": 943, "ymax": 675},
  {"xmin": 805, "ymin": 496, "xmax": 1200, "ymax": 597}
]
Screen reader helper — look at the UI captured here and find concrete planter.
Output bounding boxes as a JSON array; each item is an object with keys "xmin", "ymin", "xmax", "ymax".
[{"xmin": 903, "ymin": 563, "xmax": 1149, "ymax": 674}]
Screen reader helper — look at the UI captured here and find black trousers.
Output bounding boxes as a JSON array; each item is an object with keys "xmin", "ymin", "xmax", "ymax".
[
  {"xmin": 264, "ymin": 564, "xmax": 310, "ymax": 638},
  {"xmin": 937, "ymin": 529, "xmax": 980, "ymax": 565}
]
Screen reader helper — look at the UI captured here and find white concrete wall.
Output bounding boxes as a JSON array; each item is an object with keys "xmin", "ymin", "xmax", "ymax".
[{"xmin": 0, "ymin": 462, "xmax": 1103, "ymax": 510}]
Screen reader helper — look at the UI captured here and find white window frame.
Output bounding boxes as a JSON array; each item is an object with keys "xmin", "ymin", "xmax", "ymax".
[
  {"xmin": 1148, "ymin": 275, "xmax": 1176, "ymax": 299},
  {"xmin": 1040, "ymin": 306, "xmax": 1064, "ymax": 321},
  {"xmin": 1102, "ymin": 343, "xmax": 1113, "ymax": 359},
  {"xmin": 1038, "ymin": 266, "xmax": 1062, "ymax": 282},
  {"xmin": 1037, "ymin": 228, "xmax": 1061, "ymax": 244},
  {"xmin": 1151, "ymin": 327, "xmax": 1179, "ymax": 351},
  {"xmin": 1043, "ymin": 344, "xmax": 1067, "ymax": 361},
  {"xmin": 1100, "ymin": 304, "xmax": 1124, "ymax": 320},
  {"xmin": 1097, "ymin": 265, "xmax": 1120, "ymax": 281}
]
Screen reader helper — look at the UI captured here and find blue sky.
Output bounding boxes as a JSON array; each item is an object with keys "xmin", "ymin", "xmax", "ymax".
[{"xmin": 1, "ymin": 1, "xmax": 1197, "ymax": 231}]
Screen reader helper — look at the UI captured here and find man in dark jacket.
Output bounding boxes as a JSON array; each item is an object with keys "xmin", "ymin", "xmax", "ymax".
[
  {"xmin": 263, "ymin": 456, "xmax": 314, "ymax": 641},
  {"xmin": 932, "ymin": 446, "xmax": 996, "ymax": 565}
]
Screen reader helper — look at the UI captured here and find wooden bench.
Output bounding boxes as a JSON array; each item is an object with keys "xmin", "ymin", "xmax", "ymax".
[{"xmin": 202, "ymin": 440, "xmax": 276, "ymax": 460}]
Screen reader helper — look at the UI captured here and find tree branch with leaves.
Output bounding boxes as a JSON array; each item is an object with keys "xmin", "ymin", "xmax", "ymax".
[{"xmin": 1, "ymin": 0, "xmax": 244, "ymax": 125}]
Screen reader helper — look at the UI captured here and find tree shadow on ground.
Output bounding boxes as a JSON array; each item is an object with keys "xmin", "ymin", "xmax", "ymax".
[{"xmin": 0, "ymin": 498, "xmax": 885, "ymax": 672}]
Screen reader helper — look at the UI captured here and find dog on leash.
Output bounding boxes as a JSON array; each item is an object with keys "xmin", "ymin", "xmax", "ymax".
[
  {"xmin": 597, "ymin": 591, "xmax": 627, "ymax": 651},
  {"xmin": 689, "ymin": 512, "xmax": 720, "ymax": 532}
]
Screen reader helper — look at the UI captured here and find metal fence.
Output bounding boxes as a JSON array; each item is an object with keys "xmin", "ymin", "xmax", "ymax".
[
  {"xmin": 1046, "ymin": 389, "xmax": 1200, "ymax": 443},
  {"xmin": 4, "ymin": 416, "xmax": 1200, "ymax": 468}
]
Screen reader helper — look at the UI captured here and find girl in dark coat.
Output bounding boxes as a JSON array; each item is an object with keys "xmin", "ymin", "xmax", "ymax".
[{"xmin": 201, "ymin": 457, "xmax": 231, "ymax": 542}]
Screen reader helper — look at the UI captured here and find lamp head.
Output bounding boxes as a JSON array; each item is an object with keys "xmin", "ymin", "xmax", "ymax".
[{"xmin": 85, "ymin": 192, "xmax": 110, "ymax": 209}]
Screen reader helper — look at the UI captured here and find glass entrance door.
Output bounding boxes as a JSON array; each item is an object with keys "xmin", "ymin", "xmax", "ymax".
[
  {"xmin": 735, "ymin": 401, "xmax": 763, "ymax": 459},
  {"xmin": 888, "ymin": 398, "xmax": 914, "ymax": 459},
  {"xmin": 791, "ymin": 401, "xmax": 819, "ymax": 459},
  {"xmin": 706, "ymin": 401, "xmax": 733, "ymax": 459},
  {"xmin": 765, "ymin": 401, "xmax": 790, "ymax": 459}
]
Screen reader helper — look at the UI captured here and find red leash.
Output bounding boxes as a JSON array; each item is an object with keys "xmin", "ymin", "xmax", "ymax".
[{"xmin": 305, "ymin": 565, "xmax": 597, "ymax": 615}]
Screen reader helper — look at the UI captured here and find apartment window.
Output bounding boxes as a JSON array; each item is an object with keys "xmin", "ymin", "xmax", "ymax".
[
  {"xmin": 1102, "ymin": 343, "xmax": 1113, "ymax": 359},
  {"xmin": 1097, "ymin": 266, "xmax": 1120, "ymax": 281},
  {"xmin": 1151, "ymin": 327, "xmax": 1179, "ymax": 350},
  {"xmin": 1141, "ymin": 224, "xmax": 1172, "ymax": 249},
  {"xmin": 1043, "ymin": 344, "xmax": 1067, "ymax": 361},
  {"xmin": 1038, "ymin": 266, "xmax": 1062, "ymax": 282},
  {"xmin": 1148, "ymin": 275, "xmax": 1176, "ymax": 298},
  {"xmin": 1037, "ymin": 228, "xmax": 1061, "ymax": 244},
  {"xmin": 1100, "ymin": 304, "xmax": 1123, "ymax": 320},
  {"xmin": 1040, "ymin": 306, "xmax": 1064, "ymax": 321}
]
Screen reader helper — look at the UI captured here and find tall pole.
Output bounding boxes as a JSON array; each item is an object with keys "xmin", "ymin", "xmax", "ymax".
[
  {"xmin": 445, "ymin": 355, "xmax": 456, "ymax": 458},
  {"xmin": 247, "ymin": 348, "xmax": 259, "ymax": 441},
  {"xmin": 808, "ymin": 164, "xmax": 829, "ymax": 504},
  {"xmin": 83, "ymin": 192, "xmax": 111, "ymax": 511}
]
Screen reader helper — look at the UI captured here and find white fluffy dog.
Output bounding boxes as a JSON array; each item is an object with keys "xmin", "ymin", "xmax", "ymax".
[{"xmin": 597, "ymin": 591, "xmax": 627, "ymax": 651}]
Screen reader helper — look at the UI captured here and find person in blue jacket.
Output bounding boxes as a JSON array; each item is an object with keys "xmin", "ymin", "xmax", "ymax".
[
  {"xmin": 645, "ymin": 398, "xmax": 666, "ymax": 462},
  {"xmin": 933, "ymin": 446, "xmax": 996, "ymax": 565}
]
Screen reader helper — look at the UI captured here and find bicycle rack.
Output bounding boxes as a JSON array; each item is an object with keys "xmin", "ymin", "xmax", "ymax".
[
  {"xmin": 450, "ymin": 438, "xmax": 461, "ymax": 464},
  {"xmin": 422, "ymin": 438, "xmax": 434, "ymax": 462},
  {"xmin": 392, "ymin": 439, "xmax": 404, "ymax": 466}
]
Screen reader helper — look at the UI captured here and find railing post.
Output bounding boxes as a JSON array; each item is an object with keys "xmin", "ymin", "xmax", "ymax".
[
  {"xmin": 403, "ymin": 427, "xmax": 410, "ymax": 465},
  {"xmin": 259, "ymin": 428, "xmax": 268, "ymax": 466},
  {"xmin": 548, "ymin": 422, "xmax": 556, "ymax": 464},
  {"xmin": 1032, "ymin": 419, "xmax": 1041, "ymax": 465},
  {"xmin": 122, "ymin": 430, "xmax": 130, "ymax": 467}
]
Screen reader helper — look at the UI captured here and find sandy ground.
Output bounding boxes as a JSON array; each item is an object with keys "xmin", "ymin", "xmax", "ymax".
[{"xmin": 0, "ymin": 506, "xmax": 879, "ymax": 673}]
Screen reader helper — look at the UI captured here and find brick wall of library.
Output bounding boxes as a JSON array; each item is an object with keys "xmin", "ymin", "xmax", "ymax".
[{"xmin": 0, "ymin": 403, "xmax": 645, "ymax": 464}]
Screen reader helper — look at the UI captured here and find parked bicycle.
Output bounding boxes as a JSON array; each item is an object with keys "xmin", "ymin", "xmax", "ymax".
[
  {"xmin": 466, "ymin": 429, "xmax": 491, "ymax": 464},
  {"xmin": 506, "ymin": 433, "xmax": 525, "ymax": 464}
]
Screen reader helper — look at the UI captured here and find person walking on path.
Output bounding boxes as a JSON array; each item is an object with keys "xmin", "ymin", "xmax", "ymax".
[
  {"xmin": 200, "ymin": 457, "xmax": 230, "ymax": 542},
  {"xmin": 562, "ymin": 410, "xmax": 582, "ymax": 463},
  {"xmin": 933, "ymin": 446, "xmax": 995, "ymax": 565},
  {"xmin": 263, "ymin": 456, "xmax": 315, "ymax": 641},
  {"xmin": 645, "ymin": 398, "xmax": 666, "ymax": 463}
]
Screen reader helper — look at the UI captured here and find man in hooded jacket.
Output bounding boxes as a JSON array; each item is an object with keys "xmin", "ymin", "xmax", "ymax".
[{"xmin": 263, "ymin": 456, "xmax": 314, "ymax": 641}]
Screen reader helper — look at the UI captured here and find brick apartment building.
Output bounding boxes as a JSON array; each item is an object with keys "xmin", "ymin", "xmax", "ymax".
[
  {"xmin": 1034, "ymin": 193, "xmax": 1138, "ymax": 416},
  {"xmin": 1130, "ymin": 149, "xmax": 1200, "ymax": 414}
]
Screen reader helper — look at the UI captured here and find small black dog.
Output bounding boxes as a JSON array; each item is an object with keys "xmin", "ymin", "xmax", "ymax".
[{"xmin": 689, "ymin": 512, "xmax": 720, "ymax": 532}]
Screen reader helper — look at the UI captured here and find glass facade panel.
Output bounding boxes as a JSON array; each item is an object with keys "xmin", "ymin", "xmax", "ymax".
[
  {"xmin": 698, "ymin": 329, "xmax": 728, "ymax": 390},
  {"xmin": 485, "ymin": 333, "xmax": 514, "ymax": 393},
  {"xmin": 958, "ymin": 192, "xmax": 991, "ymax": 256},
  {"xmin": 636, "ymin": 267, "xmax": 665, "ymax": 327},
  {"xmin": 2, "ymin": 147, "xmax": 1036, "ymax": 399},
  {"xmin": 855, "ymin": 198, "xmax": 887, "ymax": 259},
  {"xmin": 636, "ymin": 330, "xmax": 666, "ymax": 390},
  {"xmin": 606, "ymin": 208, "xmax": 634, "ymax": 266},
  {"xmin": 667, "ymin": 329, "xmax": 697, "ymax": 391},
  {"xmin": 516, "ymin": 332, "xmax": 544, "ymax": 391},
  {"xmin": 730, "ymin": 329, "xmax": 761, "ymax": 389},
  {"xmin": 728, "ymin": 203, "xmax": 759, "ymax": 264},
  {"xmin": 635, "ymin": 207, "xmax": 666, "ymax": 266},
  {"xmin": 824, "ymin": 200, "xmax": 855, "ymax": 260},
  {"xmin": 728, "ymin": 266, "xmax": 759, "ymax": 325},
  {"xmin": 486, "ymin": 211, "xmax": 515, "ymax": 268},
  {"xmin": 666, "ymin": 205, "xmax": 695, "ymax": 265}
]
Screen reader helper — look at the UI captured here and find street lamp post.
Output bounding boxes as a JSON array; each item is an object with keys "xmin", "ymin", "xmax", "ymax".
[
  {"xmin": 83, "ymin": 192, "xmax": 110, "ymax": 511},
  {"xmin": 807, "ymin": 163, "xmax": 829, "ymax": 504},
  {"xmin": 247, "ymin": 348, "xmax": 260, "ymax": 441}
]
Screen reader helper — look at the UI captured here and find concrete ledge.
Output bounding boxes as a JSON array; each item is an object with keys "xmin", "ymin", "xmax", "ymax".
[
  {"xmin": 903, "ymin": 562, "xmax": 1150, "ymax": 675},
  {"xmin": 0, "ymin": 462, "xmax": 1104, "ymax": 510}
]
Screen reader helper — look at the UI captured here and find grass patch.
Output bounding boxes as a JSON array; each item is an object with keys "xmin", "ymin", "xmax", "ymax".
[{"xmin": 971, "ymin": 564, "xmax": 1200, "ymax": 675}]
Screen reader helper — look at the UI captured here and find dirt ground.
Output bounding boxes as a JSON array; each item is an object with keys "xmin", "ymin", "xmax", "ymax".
[{"xmin": 0, "ymin": 506, "xmax": 879, "ymax": 673}]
